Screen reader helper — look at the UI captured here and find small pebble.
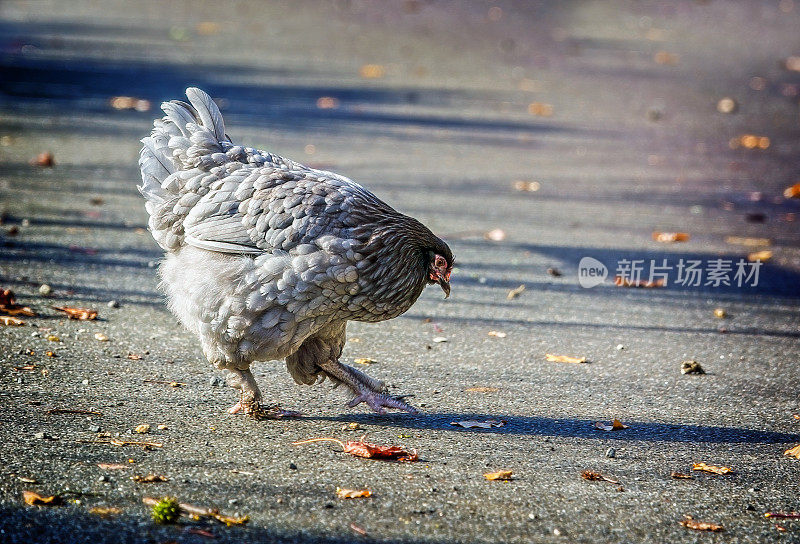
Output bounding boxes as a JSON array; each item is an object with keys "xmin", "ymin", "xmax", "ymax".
[
  {"xmin": 89, "ymin": 424, "xmax": 101, "ymax": 433},
  {"xmin": 157, "ymin": 424, "xmax": 168, "ymax": 430},
  {"xmin": 209, "ymin": 375, "xmax": 225, "ymax": 387},
  {"xmin": 34, "ymin": 432, "xmax": 47, "ymax": 440},
  {"xmin": 38, "ymin": 284, "xmax": 52, "ymax": 296},
  {"xmin": 288, "ymin": 462, "xmax": 298, "ymax": 470},
  {"xmin": 228, "ymin": 498, "xmax": 238, "ymax": 505},
  {"xmin": 94, "ymin": 332, "xmax": 109, "ymax": 342},
  {"xmin": 107, "ymin": 300, "xmax": 120, "ymax": 308},
  {"xmin": 606, "ymin": 447, "xmax": 616, "ymax": 458},
  {"xmin": 615, "ymin": 344, "xmax": 625, "ymax": 350},
  {"xmin": 432, "ymin": 337, "xmax": 448, "ymax": 343},
  {"xmin": 98, "ymin": 475, "xmax": 109, "ymax": 482},
  {"xmin": 81, "ymin": 378, "xmax": 90, "ymax": 385}
]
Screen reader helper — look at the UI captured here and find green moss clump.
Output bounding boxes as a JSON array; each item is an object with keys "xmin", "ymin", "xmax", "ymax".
[{"xmin": 151, "ymin": 497, "xmax": 180, "ymax": 524}]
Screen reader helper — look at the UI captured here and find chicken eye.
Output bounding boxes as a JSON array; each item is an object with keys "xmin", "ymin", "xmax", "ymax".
[{"xmin": 434, "ymin": 256, "xmax": 446, "ymax": 268}]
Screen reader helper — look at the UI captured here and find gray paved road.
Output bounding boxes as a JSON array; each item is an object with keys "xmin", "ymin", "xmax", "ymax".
[{"xmin": 1, "ymin": 1, "xmax": 799, "ymax": 542}]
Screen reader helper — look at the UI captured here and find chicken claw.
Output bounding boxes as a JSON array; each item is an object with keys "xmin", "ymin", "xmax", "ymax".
[{"xmin": 347, "ymin": 392, "xmax": 419, "ymax": 415}]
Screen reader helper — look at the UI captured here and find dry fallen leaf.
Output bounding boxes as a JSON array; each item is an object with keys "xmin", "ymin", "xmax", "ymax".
[
  {"xmin": 507, "ymin": 284, "xmax": 525, "ymax": 299},
  {"xmin": 134, "ymin": 424, "xmax": 151, "ymax": 434},
  {"xmin": 730, "ymin": 134, "xmax": 770, "ymax": 150},
  {"xmin": 316, "ymin": 96, "xmax": 339, "ymax": 109},
  {"xmin": 487, "ymin": 330, "xmax": 507, "ymax": 338},
  {"xmin": 545, "ymin": 353, "xmax": 586, "ymax": 364},
  {"xmin": 359, "ymin": 64, "xmax": 385, "ymax": 79},
  {"xmin": 350, "ymin": 523, "xmax": 368, "ymax": 536},
  {"xmin": 131, "ymin": 474, "xmax": 169, "ymax": 483},
  {"xmin": 353, "ymin": 358, "xmax": 377, "ymax": 365},
  {"xmin": 450, "ymin": 419, "xmax": 506, "ymax": 429},
  {"xmin": 89, "ymin": 506, "xmax": 122, "ymax": 517},
  {"xmin": 484, "ymin": 228, "xmax": 506, "ymax": 241},
  {"xmin": 484, "ymin": 470, "xmax": 513, "ymax": 481},
  {"xmin": 652, "ymin": 232, "xmax": 690, "ymax": 243},
  {"xmin": 614, "ymin": 276, "xmax": 665, "ymax": 288},
  {"xmin": 23, "ymin": 490, "xmax": 61, "ymax": 506},
  {"xmin": 680, "ymin": 515, "xmax": 724, "ymax": 532},
  {"xmin": 1, "ymin": 315, "xmax": 25, "ymax": 326},
  {"xmin": 464, "ymin": 386, "xmax": 499, "ymax": 393},
  {"xmin": 765, "ymin": 511, "xmax": 800, "ymax": 519},
  {"xmin": 527, "ymin": 102, "xmax": 553, "ymax": 116},
  {"xmin": 747, "ymin": 250, "xmax": 772, "ymax": 262},
  {"xmin": 725, "ymin": 236, "xmax": 771, "ymax": 247},
  {"xmin": 94, "ymin": 332, "xmax": 109, "ymax": 342},
  {"xmin": 53, "ymin": 306, "xmax": 98, "ymax": 320},
  {"xmin": 594, "ymin": 419, "xmax": 629, "ymax": 431},
  {"xmin": 681, "ymin": 360, "xmax": 705, "ymax": 375},
  {"xmin": 0, "ymin": 289, "xmax": 36, "ymax": 316},
  {"xmin": 785, "ymin": 56, "xmax": 800, "ymax": 72},
  {"xmin": 692, "ymin": 462, "xmax": 733, "ymax": 475},
  {"xmin": 670, "ymin": 472, "xmax": 693, "ymax": 479},
  {"xmin": 581, "ymin": 470, "xmax": 619, "ymax": 484},
  {"xmin": 716, "ymin": 97, "xmax": 737, "ymax": 114},
  {"xmin": 195, "ymin": 21, "xmax": 220, "ymax": 35},
  {"xmin": 784, "ymin": 183, "xmax": 800, "ymax": 199},
  {"xmin": 110, "ymin": 96, "xmax": 151, "ymax": 112},
  {"xmin": 336, "ymin": 487, "xmax": 372, "ymax": 499},
  {"xmin": 654, "ymin": 51, "xmax": 679, "ymax": 65},
  {"xmin": 97, "ymin": 463, "xmax": 128, "ymax": 470},
  {"xmin": 32, "ymin": 152, "xmax": 55, "ymax": 167},
  {"xmin": 783, "ymin": 444, "xmax": 800, "ymax": 459},
  {"xmin": 513, "ymin": 180, "xmax": 540, "ymax": 192},
  {"xmin": 293, "ymin": 436, "xmax": 418, "ymax": 462}
]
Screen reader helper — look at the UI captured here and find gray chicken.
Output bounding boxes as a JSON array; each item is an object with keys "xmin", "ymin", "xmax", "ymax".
[{"xmin": 139, "ymin": 88, "xmax": 452, "ymax": 418}]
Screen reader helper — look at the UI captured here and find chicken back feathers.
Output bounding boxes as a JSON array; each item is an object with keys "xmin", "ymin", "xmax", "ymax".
[{"xmin": 139, "ymin": 88, "xmax": 452, "ymax": 387}]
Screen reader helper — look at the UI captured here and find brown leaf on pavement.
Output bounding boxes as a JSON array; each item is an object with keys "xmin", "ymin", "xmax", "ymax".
[
  {"xmin": 581, "ymin": 470, "xmax": 619, "ymax": 484},
  {"xmin": 679, "ymin": 515, "xmax": 724, "ymax": 532},
  {"xmin": 336, "ymin": 487, "xmax": 372, "ymax": 499},
  {"xmin": 23, "ymin": 490, "xmax": 62, "ymax": 506},
  {"xmin": 783, "ymin": 444, "xmax": 800, "ymax": 459},
  {"xmin": 131, "ymin": 474, "xmax": 169, "ymax": 483},
  {"xmin": 464, "ymin": 386, "xmax": 499, "ymax": 393},
  {"xmin": 594, "ymin": 419, "xmax": 629, "ymax": 431},
  {"xmin": 671, "ymin": 472, "xmax": 693, "ymax": 479},
  {"xmin": 293, "ymin": 436, "xmax": 418, "ymax": 462},
  {"xmin": 506, "ymin": 284, "xmax": 525, "ymax": 299},
  {"xmin": 692, "ymin": 462, "xmax": 734, "ymax": 475},
  {"xmin": 484, "ymin": 470, "xmax": 513, "ymax": 481},
  {"xmin": 725, "ymin": 236, "xmax": 771, "ymax": 247},
  {"xmin": 784, "ymin": 182, "xmax": 800, "ymax": 199},
  {"xmin": 652, "ymin": 232, "xmax": 689, "ymax": 243},
  {"xmin": 1, "ymin": 315, "xmax": 25, "ymax": 326},
  {"xmin": 53, "ymin": 306, "xmax": 98, "ymax": 320},
  {"xmin": 747, "ymin": 250, "xmax": 772, "ymax": 262},
  {"xmin": 98, "ymin": 463, "xmax": 128, "ymax": 470},
  {"xmin": 545, "ymin": 353, "xmax": 586, "ymax": 364},
  {"xmin": 89, "ymin": 506, "xmax": 122, "ymax": 517}
]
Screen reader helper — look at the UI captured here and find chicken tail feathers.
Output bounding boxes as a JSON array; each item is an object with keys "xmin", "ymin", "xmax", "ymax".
[{"xmin": 138, "ymin": 87, "xmax": 231, "ymax": 251}]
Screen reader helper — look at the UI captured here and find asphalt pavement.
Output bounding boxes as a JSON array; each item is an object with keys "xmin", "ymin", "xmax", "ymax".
[{"xmin": 0, "ymin": 1, "xmax": 799, "ymax": 543}]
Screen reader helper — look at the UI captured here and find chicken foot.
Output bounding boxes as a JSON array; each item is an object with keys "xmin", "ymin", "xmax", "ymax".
[
  {"xmin": 316, "ymin": 359, "xmax": 418, "ymax": 414},
  {"xmin": 226, "ymin": 368, "xmax": 298, "ymax": 420}
]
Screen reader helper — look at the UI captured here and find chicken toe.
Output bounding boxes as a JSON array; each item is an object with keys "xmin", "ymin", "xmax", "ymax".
[{"xmin": 317, "ymin": 359, "xmax": 417, "ymax": 414}]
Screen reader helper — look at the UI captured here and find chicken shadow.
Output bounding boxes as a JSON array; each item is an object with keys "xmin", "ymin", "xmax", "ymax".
[{"xmin": 310, "ymin": 412, "xmax": 800, "ymax": 445}]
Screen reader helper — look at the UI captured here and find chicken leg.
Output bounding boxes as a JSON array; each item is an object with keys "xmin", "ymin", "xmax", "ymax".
[
  {"xmin": 316, "ymin": 359, "xmax": 418, "ymax": 414},
  {"xmin": 226, "ymin": 368, "xmax": 299, "ymax": 420}
]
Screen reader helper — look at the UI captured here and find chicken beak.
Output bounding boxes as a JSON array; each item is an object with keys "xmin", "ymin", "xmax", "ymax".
[{"xmin": 438, "ymin": 277, "xmax": 451, "ymax": 298}]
